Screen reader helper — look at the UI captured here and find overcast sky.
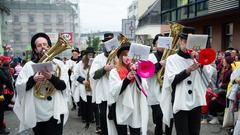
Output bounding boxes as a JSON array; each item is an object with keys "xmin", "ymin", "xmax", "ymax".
[{"xmin": 79, "ymin": 0, "xmax": 134, "ymax": 33}]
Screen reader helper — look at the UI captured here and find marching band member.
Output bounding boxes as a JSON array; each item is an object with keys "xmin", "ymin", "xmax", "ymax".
[
  {"xmin": 65, "ymin": 48, "xmax": 81, "ymax": 111},
  {"xmin": 160, "ymin": 27, "xmax": 212, "ymax": 135},
  {"xmin": 147, "ymin": 34, "xmax": 172, "ymax": 135},
  {"xmin": 89, "ymin": 33, "xmax": 115, "ymax": 135},
  {"xmin": 108, "ymin": 42, "xmax": 148, "ymax": 135},
  {"xmin": 72, "ymin": 47, "xmax": 95, "ymax": 129},
  {"xmin": 13, "ymin": 33, "xmax": 69, "ymax": 135}
]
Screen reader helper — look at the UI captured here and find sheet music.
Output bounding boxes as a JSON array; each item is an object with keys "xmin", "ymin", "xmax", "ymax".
[
  {"xmin": 128, "ymin": 43, "xmax": 150, "ymax": 60},
  {"xmin": 104, "ymin": 38, "xmax": 119, "ymax": 52},
  {"xmin": 32, "ymin": 62, "xmax": 54, "ymax": 73},
  {"xmin": 157, "ymin": 36, "xmax": 173, "ymax": 49},
  {"xmin": 187, "ymin": 34, "xmax": 208, "ymax": 50}
]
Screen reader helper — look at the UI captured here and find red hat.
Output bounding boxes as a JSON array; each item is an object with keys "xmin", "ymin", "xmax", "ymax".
[{"xmin": 0, "ymin": 56, "xmax": 11, "ymax": 61}]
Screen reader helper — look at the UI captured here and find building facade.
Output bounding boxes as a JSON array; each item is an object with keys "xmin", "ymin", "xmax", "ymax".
[
  {"xmin": 1, "ymin": 0, "xmax": 80, "ymax": 57},
  {"xmin": 160, "ymin": 0, "xmax": 240, "ymax": 50},
  {"xmin": 135, "ymin": 0, "xmax": 240, "ymax": 50}
]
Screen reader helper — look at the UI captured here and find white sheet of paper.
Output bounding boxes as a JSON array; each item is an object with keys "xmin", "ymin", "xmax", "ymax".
[
  {"xmin": 187, "ymin": 34, "xmax": 208, "ymax": 50},
  {"xmin": 104, "ymin": 38, "xmax": 119, "ymax": 52},
  {"xmin": 157, "ymin": 36, "xmax": 173, "ymax": 49},
  {"xmin": 32, "ymin": 62, "xmax": 54, "ymax": 73},
  {"xmin": 88, "ymin": 58, "xmax": 94, "ymax": 66},
  {"xmin": 128, "ymin": 43, "xmax": 150, "ymax": 60}
]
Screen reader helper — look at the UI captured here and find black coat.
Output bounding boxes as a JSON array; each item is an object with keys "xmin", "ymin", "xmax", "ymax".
[{"xmin": 0, "ymin": 67, "xmax": 13, "ymax": 95}]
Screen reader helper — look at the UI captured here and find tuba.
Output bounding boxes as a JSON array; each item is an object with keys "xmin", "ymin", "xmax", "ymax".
[
  {"xmin": 34, "ymin": 35, "xmax": 70, "ymax": 99},
  {"xmin": 106, "ymin": 33, "xmax": 129, "ymax": 65},
  {"xmin": 105, "ymin": 34, "xmax": 129, "ymax": 77},
  {"xmin": 156, "ymin": 22, "xmax": 184, "ymax": 85}
]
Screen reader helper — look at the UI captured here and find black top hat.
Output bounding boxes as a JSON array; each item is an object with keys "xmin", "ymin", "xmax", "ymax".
[
  {"xmin": 31, "ymin": 33, "xmax": 52, "ymax": 51},
  {"xmin": 85, "ymin": 47, "xmax": 95, "ymax": 54},
  {"xmin": 117, "ymin": 42, "xmax": 131, "ymax": 58},
  {"xmin": 102, "ymin": 33, "xmax": 114, "ymax": 42},
  {"xmin": 179, "ymin": 27, "xmax": 196, "ymax": 39},
  {"xmin": 72, "ymin": 48, "xmax": 80, "ymax": 53}
]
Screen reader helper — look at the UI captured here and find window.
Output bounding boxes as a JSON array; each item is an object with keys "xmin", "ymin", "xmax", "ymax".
[
  {"xmin": 162, "ymin": 12, "xmax": 171, "ymax": 23},
  {"xmin": 162, "ymin": 0, "xmax": 171, "ymax": 11},
  {"xmin": 171, "ymin": 10, "xmax": 177, "ymax": 21},
  {"xmin": 177, "ymin": 7, "xmax": 188, "ymax": 20},
  {"xmin": 56, "ymin": 14, "xmax": 64, "ymax": 25},
  {"xmin": 44, "ymin": 15, "xmax": 51, "ymax": 25},
  {"xmin": 204, "ymin": 26, "xmax": 212, "ymax": 48},
  {"xmin": 177, "ymin": 0, "xmax": 188, "ymax": 7},
  {"xmin": 28, "ymin": 14, "xmax": 35, "ymax": 24},
  {"xmin": 189, "ymin": 4, "xmax": 195, "ymax": 18},
  {"xmin": 224, "ymin": 23, "xmax": 233, "ymax": 48},
  {"xmin": 196, "ymin": 1, "xmax": 208, "ymax": 16}
]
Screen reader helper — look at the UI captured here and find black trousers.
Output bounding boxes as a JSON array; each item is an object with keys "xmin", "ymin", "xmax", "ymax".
[
  {"xmin": 209, "ymin": 99, "xmax": 225, "ymax": 117},
  {"xmin": 0, "ymin": 104, "xmax": 4, "ymax": 130},
  {"xmin": 151, "ymin": 104, "xmax": 173, "ymax": 135},
  {"xmin": 94, "ymin": 103, "xmax": 100, "ymax": 128},
  {"xmin": 99, "ymin": 101, "xmax": 108, "ymax": 135},
  {"xmin": 0, "ymin": 94, "xmax": 13, "ymax": 129},
  {"xmin": 112, "ymin": 104, "xmax": 140, "ymax": 135},
  {"xmin": 33, "ymin": 115, "xmax": 64, "ymax": 135},
  {"xmin": 82, "ymin": 96, "xmax": 94, "ymax": 123},
  {"xmin": 174, "ymin": 106, "xmax": 201, "ymax": 135}
]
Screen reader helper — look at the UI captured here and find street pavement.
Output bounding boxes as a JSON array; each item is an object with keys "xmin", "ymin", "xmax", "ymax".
[{"xmin": 4, "ymin": 108, "xmax": 229, "ymax": 135}]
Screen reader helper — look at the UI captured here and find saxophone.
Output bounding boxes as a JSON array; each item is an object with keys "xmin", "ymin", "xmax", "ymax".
[
  {"xmin": 156, "ymin": 22, "xmax": 184, "ymax": 85},
  {"xmin": 34, "ymin": 35, "xmax": 70, "ymax": 99}
]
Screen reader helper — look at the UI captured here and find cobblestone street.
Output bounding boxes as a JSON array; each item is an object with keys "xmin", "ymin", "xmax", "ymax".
[{"xmin": 4, "ymin": 108, "xmax": 229, "ymax": 135}]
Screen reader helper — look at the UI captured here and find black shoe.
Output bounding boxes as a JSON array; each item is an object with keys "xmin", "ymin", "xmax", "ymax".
[
  {"xmin": 71, "ymin": 106, "xmax": 76, "ymax": 111},
  {"xmin": 95, "ymin": 127, "xmax": 102, "ymax": 134},
  {"xmin": 0, "ymin": 128, "xmax": 10, "ymax": 135},
  {"xmin": 85, "ymin": 123, "xmax": 90, "ymax": 129}
]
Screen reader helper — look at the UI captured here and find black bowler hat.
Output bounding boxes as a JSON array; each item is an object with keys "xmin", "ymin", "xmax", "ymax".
[
  {"xmin": 85, "ymin": 47, "xmax": 95, "ymax": 54},
  {"xmin": 117, "ymin": 42, "xmax": 131, "ymax": 58},
  {"xmin": 72, "ymin": 48, "xmax": 80, "ymax": 53},
  {"xmin": 102, "ymin": 33, "xmax": 114, "ymax": 42},
  {"xmin": 179, "ymin": 27, "xmax": 196, "ymax": 40},
  {"xmin": 31, "ymin": 33, "xmax": 52, "ymax": 51}
]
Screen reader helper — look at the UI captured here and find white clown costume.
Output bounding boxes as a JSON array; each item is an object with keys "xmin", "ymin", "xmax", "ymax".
[
  {"xmin": 13, "ymin": 59, "xmax": 69, "ymax": 132},
  {"xmin": 160, "ymin": 53, "xmax": 212, "ymax": 127},
  {"xmin": 108, "ymin": 68, "xmax": 149, "ymax": 135}
]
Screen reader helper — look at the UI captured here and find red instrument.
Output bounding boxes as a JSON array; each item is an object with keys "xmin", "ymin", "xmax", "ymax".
[{"xmin": 198, "ymin": 48, "xmax": 216, "ymax": 65}]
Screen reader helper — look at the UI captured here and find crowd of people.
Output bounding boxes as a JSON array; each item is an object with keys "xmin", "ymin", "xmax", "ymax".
[{"xmin": 0, "ymin": 28, "xmax": 240, "ymax": 135}]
